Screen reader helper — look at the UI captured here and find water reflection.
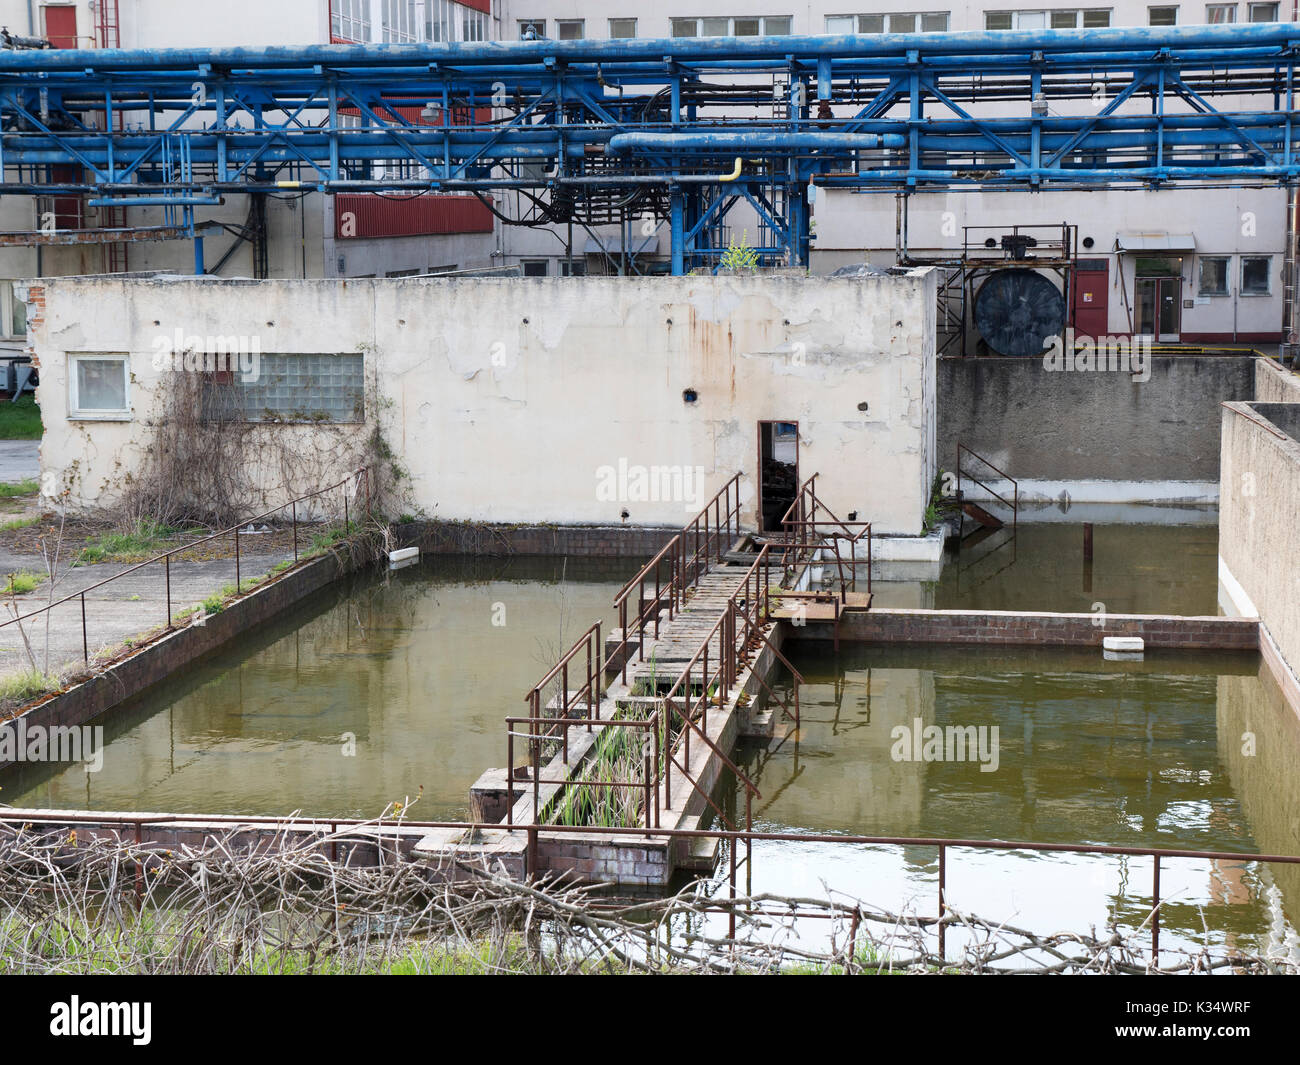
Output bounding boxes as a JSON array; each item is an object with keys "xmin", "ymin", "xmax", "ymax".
[
  {"xmin": 1, "ymin": 556, "xmax": 635, "ymax": 820},
  {"xmin": 725, "ymin": 643, "xmax": 1298, "ymax": 963}
]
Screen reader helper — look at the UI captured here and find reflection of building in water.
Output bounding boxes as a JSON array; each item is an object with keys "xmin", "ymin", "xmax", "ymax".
[{"xmin": 1216, "ymin": 667, "xmax": 1300, "ymax": 965}]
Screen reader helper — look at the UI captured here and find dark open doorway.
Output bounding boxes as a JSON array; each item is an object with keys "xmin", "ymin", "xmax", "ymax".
[{"xmin": 758, "ymin": 420, "xmax": 799, "ymax": 532}]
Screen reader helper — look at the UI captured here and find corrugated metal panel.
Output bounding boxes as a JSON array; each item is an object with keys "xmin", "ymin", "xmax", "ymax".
[{"xmin": 335, "ymin": 193, "xmax": 494, "ymax": 239}]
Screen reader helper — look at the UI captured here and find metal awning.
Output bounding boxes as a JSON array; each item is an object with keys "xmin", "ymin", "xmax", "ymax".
[
  {"xmin": 583, "ymin": 233, "xmax": 659, "ymax": 257},
  {"xmin": 1114, "ymin": 231, "xmax": 1197, "ymax": 252}
]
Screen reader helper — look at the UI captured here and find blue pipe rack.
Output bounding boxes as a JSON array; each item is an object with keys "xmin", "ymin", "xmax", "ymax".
[{"xmin": 1, "ymin": 23, "xmax": 1297, "ymax": 272}]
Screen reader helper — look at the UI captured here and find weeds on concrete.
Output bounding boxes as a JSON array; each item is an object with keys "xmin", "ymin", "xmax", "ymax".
[
  {"xmin": 75, "ymin": 519, "xmax": 199, "ymax": 565},
  {"xmin": 1, "ymin": 572, "xmax": 44, "ymax": 596},
  {"xmin": 0, "ymin": 667, "xmax": 60, "ymax": 704},
  {"xmin": 0, "ymin": 479, "xmax": 38, "ymax": 499}
]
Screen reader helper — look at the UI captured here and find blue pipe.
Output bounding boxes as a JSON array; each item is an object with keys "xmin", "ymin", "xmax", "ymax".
[
  {"xmin": 606, "ymin": 132, "xmax": 905, "ymax": 154},
  {"xmin": 0, "ymin": 25, "xmax": 1292, "ymax": 72}
]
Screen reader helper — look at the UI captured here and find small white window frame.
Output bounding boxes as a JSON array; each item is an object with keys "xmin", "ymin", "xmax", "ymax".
[{"xmin": 69, "ymin": 353, "xmax": 131, "ymax": 420}]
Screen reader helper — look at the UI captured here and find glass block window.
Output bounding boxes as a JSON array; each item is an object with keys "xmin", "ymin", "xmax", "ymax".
[{"xmin": 214, "ymin": 354, "xmax": 365, "ymax": 423}]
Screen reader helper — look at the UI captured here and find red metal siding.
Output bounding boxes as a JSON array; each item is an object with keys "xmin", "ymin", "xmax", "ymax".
[{"xmin": 335, "ymin": 194, "xmax": 494, "ymax": 239}]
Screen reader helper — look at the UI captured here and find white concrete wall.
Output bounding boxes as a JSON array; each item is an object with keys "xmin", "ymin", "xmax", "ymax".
[
  {"xmin": 30, "ymin": 270, "xmax": 938, "ymax": 534},
  {"xmin": 1220, "ymin": 401, "xmax": 1300, "ymax": 683}
]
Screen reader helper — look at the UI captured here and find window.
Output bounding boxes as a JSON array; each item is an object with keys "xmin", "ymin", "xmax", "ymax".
[
  {"xmin": 382, "ymin": 0, "xmax": 418, "ymax": 42},
  {"xmin": 70, "ymin": 355, "xmax": 129, "ymax": 419},
  {"xmin": 462, "ymin": 6, "xmax": 488, "ymax": 41},
  {"xmin": 207, "ymin": 354, "xmax": 364, "ymax": 424},
  {"xmin": 331, "ymin": 0, "xmax": 371, "ymax": 43},
  {"xmin": 559, "ymin": 259, "xmax": 588, "ymax": 277},
  {"xmin": 1249, "ymin": 1, "xmax": 1279, "ymax": 19},
  {"xmin": 1242, "ymin": 256, "xmax": 1271, "ymax": 295},
  {"xmin": 673, "ymin": 16, "xmax": 792, "ymax": 37},
  {"xmin": 1206, "ymin": 4, "xmax": 1237, "ymax": 21},
  {"xmin": 986, "ymin": 9, "xmax": 1111, "ymax": 29},
  {"xmin": 518, "ymin": 19, "xmax": 545, "ymax": 39},
  {"xmin": 0, "ymin": 281, "xmax": 26, "ymax": 339},
  {"xmin": 1148, "ymin": 5, "xmax": 1179, "ymax": 23},
  {"xmin": 1198, "ymin": 256, "xmax": 1229, "ymax": 295},
  {"xmin": 522, "ymin": 260, "xmax": 549, "ymax": 276},
  {"xmin": 557, "ymin": 19, "xmax": 584, "ymax": 40},
  {"xmin": 827, "ymin": 12, "xmax": 948, "ymax": 33},
  {"xmin": 609, "ymin": 18, "xmax": 637, "ymax": 38}
]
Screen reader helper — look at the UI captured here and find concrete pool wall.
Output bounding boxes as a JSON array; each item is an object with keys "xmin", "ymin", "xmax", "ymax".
[{"xmin": 1219, "ymin": 396, "xmax": 1300, "ymax": 706}]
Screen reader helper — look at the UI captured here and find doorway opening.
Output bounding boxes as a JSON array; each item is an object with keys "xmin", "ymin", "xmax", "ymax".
[
  {"xmin": 1134, "ymin": 257, "xmax": 1182, "ymax": 341},
  {"xmin": 758, "ymin": 421, "xmax": 799, "ymax": 533}
]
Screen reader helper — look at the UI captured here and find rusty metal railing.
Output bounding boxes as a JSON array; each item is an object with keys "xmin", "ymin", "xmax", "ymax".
[
  {"xmin": 0, "ymin": 468, "xmax": 372, "ymax": 666},
  {"xmin": 779, "ymin": 473, "xmax": 873, "ymax": 599},
  {"xmin": 7, "ymin": 804, "xmax": 1295, "ymax": 966},
  {"xmin": 956, "ymin": 442, "xmax": 1019, "ymax": 532},
  {"xmin": 522, "ymin": 621, "xmax": 603, "ymax": 734},
  {"xmin": 611, "ymin": 472, "xmax": 743, "ymax": 684},
  {"xmin": 506, "ymin": 711, "xmax": 660, "ymax": 833}
]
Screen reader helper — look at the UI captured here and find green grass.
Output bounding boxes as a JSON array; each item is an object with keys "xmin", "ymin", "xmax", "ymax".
[
  {"xmin": 0, "ymin": 667, "xmax": 59, "ymax": 703},
  {"xmin": 0, "ymin": 515, "xmax": 37, "ymax": 532},
  {"xmin": 1, "ymin": 571, "xmax": 44, "ymax": 595},
  {"xmin": 0, "ymin": 395, "xmax": 42, "ymax": 440},
  {"xmin": 0, "ymin": 478, "xmax": 38, "ymax": 498},
  {"xmin": 77, "ymin": 519, "xmax": 187, "ymax": 564}
]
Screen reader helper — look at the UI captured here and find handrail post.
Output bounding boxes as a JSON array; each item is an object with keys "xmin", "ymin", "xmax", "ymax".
[
  {"xmin": 620, "ymin": 600, "xmax": 629, "ymax": 685},
  {"xmin": 938, "ymin": 843, "xmax": 947, "ymax": 962},
  {"xmin": 80, "ymin": 592, "xmax": 88, "ymax": 664},
  {"xmin": 1152, "ymin": 855, "xmax": 1161, "ymax": 965},
  {"xmin": 234, "ymin": 524, "xmax": 240, "ymax": 592},
  {"xmin": 292, "ymin": 500, "xmax": 298, "ymax": 562},
  {"xmin": 507, "ymin": 728, "xmax": 514, "ymax": 826},
  {"xmin": 164, "ymin": 553, "xmax": 171, "ymax": 628}
]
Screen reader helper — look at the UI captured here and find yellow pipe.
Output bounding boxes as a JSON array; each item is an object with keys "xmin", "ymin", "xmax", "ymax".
[{"xmin": 718, "ymin": 156, "xmax": 742, "ymax": 182}]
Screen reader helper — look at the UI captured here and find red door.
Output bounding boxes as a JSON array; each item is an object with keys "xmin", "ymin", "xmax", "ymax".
[
  {"xmin": 42, "ymin": 5, "xmax": 78, "ymax": 48},
  {"xmin": 1072, "ymin": 258, "xmax": 1109, "ymax": 337}
]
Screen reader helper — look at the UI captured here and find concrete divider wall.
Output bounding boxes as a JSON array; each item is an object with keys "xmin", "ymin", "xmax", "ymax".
[
  {"xmin": 1220, "ymin": 401, "xmax": 1300, "ymax": 683},
  {"xmin": 791, "ymin": 608, "xmax": 1259, "ymax": 650},
  {"xmin": 1255, "ymin": 356, "xmax": 1300, "ymax": 403},
  {"xmin": 938, "ymin": 355, "xmax": 1255, "ymax": 496}
]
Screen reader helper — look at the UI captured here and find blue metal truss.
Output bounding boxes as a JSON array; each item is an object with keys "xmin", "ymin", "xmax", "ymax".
[{"xmin": 1, "ymin": 23, "xmax": 1297, "ymax": 272}]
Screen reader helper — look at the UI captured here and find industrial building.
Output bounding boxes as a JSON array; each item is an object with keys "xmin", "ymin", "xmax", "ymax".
[{"xmin": 0, "ymin": 1, "xmax": 1294, "ymax": 352}]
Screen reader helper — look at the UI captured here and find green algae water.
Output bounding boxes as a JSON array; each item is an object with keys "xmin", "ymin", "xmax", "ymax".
[
  {"xmin": 0, "ymin": 556, "xmax": 635, "ymax": 821},
  {"xmin": 874, "ymin": 521, "xmax": 1221, "ymax": 614},
  {"xmin": 4, "ymin": 544, "xmax": 1296, "ymax": 963}
]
